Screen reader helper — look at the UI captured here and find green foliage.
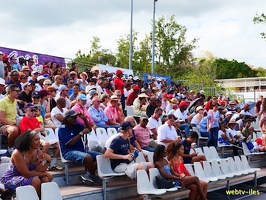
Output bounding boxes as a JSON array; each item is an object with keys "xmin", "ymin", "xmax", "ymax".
[{"xmin": 253, "ymin": 12, "xmax": 266, "ymax": 40}]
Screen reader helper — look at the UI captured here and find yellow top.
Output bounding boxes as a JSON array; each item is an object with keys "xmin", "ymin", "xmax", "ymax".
[{"xmin": 0, "ymin": 96, "xmax": 17, "ymax": 125}]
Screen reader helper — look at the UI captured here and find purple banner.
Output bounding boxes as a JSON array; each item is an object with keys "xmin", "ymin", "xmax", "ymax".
[{"xmin": 0, "ymin": 46, "xmax": 65, "ymax": 67}]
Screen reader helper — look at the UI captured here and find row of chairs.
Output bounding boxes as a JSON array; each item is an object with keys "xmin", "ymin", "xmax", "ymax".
[
  {"xmin": 137, "ymin": 155, "xmax": 260, "ymax": 199},
  {"xmin": 191, "ymin": 146, "xmax": 225, "ymax": 162},
  {"xmin": 16, "ymin": 182, "xmax": 62, "ymax": 200}
]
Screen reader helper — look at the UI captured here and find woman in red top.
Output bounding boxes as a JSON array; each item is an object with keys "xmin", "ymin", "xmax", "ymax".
[
  {"xmin": 166, "ymin": 142, "xmax": 208, "ymax": 200},
  {"xmin": 114, "ymin": 69, "xmax": 125, "ymax": 112}
]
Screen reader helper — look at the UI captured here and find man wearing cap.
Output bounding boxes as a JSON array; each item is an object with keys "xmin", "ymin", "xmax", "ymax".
[
  {"xmin": 72, "ymin": 94, "xmax": 96, "ymax": 129},
  {"xmin": 0, "ymin": 84, "xmax": 20, "ymax": 154},
  {"xmin": 166, "ymin": 98, "xmax": 178, "ymax": 114},
  {"xmin": 58, "ymin": 110, "xmax": 101, "ymax": 185},
  {"xmin": 174, "ymin": 101, "xmax": 191, "ymax": 138},
  {"xmin": 69, "ymin": 71, "xmax": 78, "ymax": 83},
  {"xmin": 29, "ymin": 71, "xmax": 39, "ymax": 83},
  {"xmin": 88, "ymin": 96, "xmax": 109, "ymax": 128},
  {"xmin": 126, "ymin": 85, "xmax": 140, "ymax": 106},
  {"xmin": 104, "ymin": 95, "xmax": 124, "ymax": 128},
  {"xmin": 0, "ymin": 78, "xmax": 5, "ymax": 100},
  {"xmin": 132, "ymin": 93, "xmax": 149, "ymax": 117},
  {"xmin": 114, "ymin": 69, "xmax": 125, "ymax": 112},
  {"xmin": 20, "ymin": 103, "xmax": 62, "ymax": 170},
  {"xmin": 104, "ymin": 121, "xmax": 153, "ymax": 179},
  {"xmin": 55, "ymin": 85, "xmax": 71, "ymax": 109},
  {"xmin": 17, "ymin": 82, "xmax": 34, "ymax": 109},
  {"xmin": 35, "ymin": 76, "xmax": 45, "ymax": 91},
  {"xmin": 157, "ymin": 114, "xmax": 181, "ymax": 146},
  {"xmin": 21, "ymin": 66, "xmax": 31, "ymax": 79},
  {"xmin": 223, "ymin": 111, "xmax": 233, "ymax": 125},
  {"xmin": 6, "ymin": 70, "xmax": 22, "ymax": 90},
  {"xmin": 67, "ymin": 78, "xmax": 75, "ymax": 96},
  {"xmin": 0, "ymin": 51, "xmax": 5, "ymax": 79}
]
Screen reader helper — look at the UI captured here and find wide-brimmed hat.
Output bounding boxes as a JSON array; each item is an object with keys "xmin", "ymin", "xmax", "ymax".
[
  {"xmin": 196, "ymin": 106, "xmax": 204, "ymax": 112},
  {"xmin": 170, "ymin": 98, "xmax": 178, "ymax": 104},
  {"xmin": 110, "ymin": 95, "xmax": 120, "ymax": 101},
  {"xmin": 138, "ymin": 93, "xmax": 149, "ymax": 98}
]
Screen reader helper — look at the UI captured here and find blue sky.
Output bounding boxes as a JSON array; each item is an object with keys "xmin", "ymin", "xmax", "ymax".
[{"xmin": 1, "ymin": 0, "xmax": 266, "ymax": 68}]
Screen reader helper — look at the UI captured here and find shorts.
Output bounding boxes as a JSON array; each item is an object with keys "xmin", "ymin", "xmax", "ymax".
[
  {"xmin": 64, "ymin": 150, "xmax": 100, "ymax": 163},
  {"xmin": 0, "ymin": 125, "xmax": 15, "ymax": 136},
  {"xmin": 114, "ymin": 161, "xmax": 148, "ymax": 179}
]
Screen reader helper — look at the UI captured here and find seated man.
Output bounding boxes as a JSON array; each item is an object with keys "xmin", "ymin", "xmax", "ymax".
[
  {"xmin": 58, "ymin": 110, "xmax": 101, "ymax": 185},
  {"xmin": 20, "ymin": 103, "xmax": 62, "ymax": 170},
  {"xmin": 174, "ymin": 101, "xmax": 191, "ymax": 138},
  {"xmin": 51, "ymin": 97, "xmax": 68, "ymax": 127},
  {"xmin": 0, "ymin": 84, "xmax": 20, "ymax": 154},
  {"xmin": 180, "ymin": 131, "xmax": 206, "ymax": 164},
  {"xmin": 147, "ymin": 107, "xmax": 163, "ymax": 140},
  {"xmin": 104, "ymin": 122, "xmax": 153, "ymax": 179},
  {"xmin": 157, "ymin": 114, "xmax": 181, "ymax": 146}
]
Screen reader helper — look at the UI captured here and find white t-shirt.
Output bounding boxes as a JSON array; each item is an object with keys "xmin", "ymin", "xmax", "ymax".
[
  {"xmin": 147, "ymin": 117, "xmax": 162, "ymax": 134},
  {"xmin": 52, "ymin": 83, "xmax": 61, "ymax": 90},
  {"xmin": 174, "ymin": 109, "xmax": 188, "ymax": 121},
  {"xmin": 51, "ymin": 106, "xmax": 68, "ymax": 127},
  {"xmin": 157, "ymin": 123, "xmax": 178, "ymax": 146},
  {"xmin": 124, "ymin": 88, "xmax": 133, "ymax": 98}
]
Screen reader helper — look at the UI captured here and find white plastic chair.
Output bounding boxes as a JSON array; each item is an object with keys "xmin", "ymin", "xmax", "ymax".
[
  {"xmin": 203, "ymin": 146, "xmax": 212, "ymax": 161},
  {"xmin": 107, "ymin": 128, "xmax": 118, "ymax": 138},
  {"xmin": 240, "ymin": 155, "xmax": 260, "ymax": 172},
  {"xmin": 54, "ymin": 128, "xmax": 59, "ymax": 140},
  {"xmin": 193, "ymin": 162, "xmax": 210, "ymax": 183},
  {"xmin": 209, "ymin": 146, "xmax": 225, "ymax": 161},
  {"xmin": 44, "ymin": 128, "xmax": 58, "ymax": 145},
  {"xmin": 41, "ymin": 182, "xmax": 62, "ymax": 200},
  {"xmin": 234, "ymin": 156, "xmax": 253, "ymax": 174},
  {"xmin": 96, "ymin": 155, "xmax": 126, "ymax": 200},
  {"xmin": 184, "ymin": 164, "xmax": 195, "ymax": 176},
  {"xmin": 210, "ymin": 160, "xmax": 227, "ymax": 179},
  {"xmin": 87, "ymin": 129, "xmax": 98, "ymax": 142},
  {"xmin": 89, "ymin": 140, "xmax": 100, "ymax": 151},
  {"xmin": 56, "ymin": 130, "xmax": 76, "ymax": 185},
  {"xmin": 194, "ymin": 148, "xmax": 204, "ymax": 155},
  {"xmin": 220, "ymin": 159, "xmax": 235, "ymax": 178},
  {"xmin": 145, "ymin": 151, "xmax": 154, "ymax": 163},
  {"xmin": 135, "ymin": 152, "xmax": 146, "ymax": 163},
  {"xmin": 202, "ymin": 161, "xmax": 219, "ymax": 181},
  {"xmin": 137, "ymin": 170, "xmax": 166, "ymax": 200},
  {"xmin": 126, "ymin": 106, "xmax": 136, "ymax": 117},
  {"xmin": 16, "ymin": 185, "xmax": 39, "ymax": 200},
  {"xmin": 257, "ymin": 132, "xmax": 263, "ymax": 138},
  {"xmin": 0, "ymin": 163, "xmax": 9, "ymax": 177},
  {"xmin": 149, "ymin": 168, "xmax": 178, "ymax": 191},
  {"xmin": 192, "ymin": 127, "xmax": 208, "ymax": 147},
  {"xmin": 227, "ymin": 157, "xmax": 243, "ymax": 176},
  {"xmin": 242, "ymin": 142, "xmax": 264, "ymax": 156},
  {"xmin": 96, "ymin": 128, "xmax": 109, "ymax": 142}
]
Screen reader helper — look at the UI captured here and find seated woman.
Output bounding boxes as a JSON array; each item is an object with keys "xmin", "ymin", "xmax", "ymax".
[
  {"xmin": 154, "ymin": 145, "xmax": 207, "ymax": 200},
  {"xmin": 0, "ymin": 130, "xmax": 53, "ymax": 198},
  {"xmin": 166, "ymin": 142, "xmax": 208, "ymax": 200}
]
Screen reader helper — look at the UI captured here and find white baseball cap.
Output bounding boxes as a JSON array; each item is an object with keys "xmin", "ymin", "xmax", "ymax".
[{"xmin": 0, "ymin": 78, "xmax": 5, "ymax": 85}]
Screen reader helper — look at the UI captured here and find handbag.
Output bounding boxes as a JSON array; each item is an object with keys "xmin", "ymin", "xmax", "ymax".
[{"xmin": 155, "ymin": 175, "xmax": 174, "ymax": 189}]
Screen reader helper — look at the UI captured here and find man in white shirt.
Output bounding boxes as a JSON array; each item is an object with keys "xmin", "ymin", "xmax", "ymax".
[
  {"xmin": 0, "ymin": 78, "xmax": 5, "ymax": 99},
  {"xmin": 174, "ymin": 101, "xmax": 191, "ymax": 137},
  {"xmin": 157, "ymin": 114, "xmax": 181, "ymax": 146},
  {"xmin": 147, "ymin": 107, "xmax": 163, "ymax": 140},
  {"xmin": 51, "ymin": 97, "xmax": 68, "ymax": 127}
]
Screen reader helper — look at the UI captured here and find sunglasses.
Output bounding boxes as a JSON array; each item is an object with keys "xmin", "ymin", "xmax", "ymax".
[
  {"xmin": 33, "ymin": 96, "xmax": 41, "ymax": 99},
  {"xmin": 12, "ymin": 90, "xmax": 21, "ymax": 93},
  {"xmin": 12, "ymin": 74, "xmax": 19, "ymax": 76},
  {"xmin": 30, "ymin": 109, "xmax": 37, "ymax": 112},
  {"xmin": 71, "ymin": 116, "xmax": 77, "ymax": 119},
  {"xmin": 45, "ymin": 84, "xmax": 52, "ymax": 86}
]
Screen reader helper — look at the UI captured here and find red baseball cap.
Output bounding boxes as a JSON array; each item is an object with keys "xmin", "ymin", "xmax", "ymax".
[
  {"xmin": 162, "ymin": 93, "xmax": 168, "ymax": 98},
  {"xmin": 133, "ymin": 86, "xmax": 140, "ymax": 91},
  {"xmin": 179, "ymin": 101, "xmax": 189, "ymax": 107},
  {"xmin": 167, "ymin": 94, "xmax": 173, "ymax": 99},
  {"xmin": 116, "ymin": 69, "xmax": 123, "ymax": 75}
]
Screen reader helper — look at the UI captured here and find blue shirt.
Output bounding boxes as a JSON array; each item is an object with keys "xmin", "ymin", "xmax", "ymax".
[
  {"xmin": 88, "ymin": 106, "xmax": 108, "ymax": 126},
  {"xmin": 181, "ymin": 139, "xmax": 192, "ymax": 164},
  {"xmin": 199, "ymin": 116, "xmax": 208, "ymax": 133},
  {"xmin": 58, "ymin": 123, "xmax": 84, "ymax": 156},
  {"xmin": 109, "ymin": 135, "xmax": 131, "ymax": 170}
]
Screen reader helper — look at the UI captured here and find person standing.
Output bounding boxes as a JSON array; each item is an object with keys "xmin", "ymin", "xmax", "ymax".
[{"xmin": 114, "ymin": 69, "xmax": 125, "ymax": 112}]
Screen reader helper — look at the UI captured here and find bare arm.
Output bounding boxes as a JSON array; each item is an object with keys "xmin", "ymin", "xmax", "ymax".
[
  {"xmin": 154, "ymin": 161, "xmax": 180, "ymax": 180},
  {"xmin": 104, "ymin": 148, "xmax": 133, "ymax": 161},
  {"xmin": 54, "ymin": 114, "xmax": 64, "ymax": 122}
]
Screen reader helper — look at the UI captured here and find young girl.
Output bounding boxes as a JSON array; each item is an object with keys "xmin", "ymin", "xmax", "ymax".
[
  {"xmin": 207, "ymin": 101, "xmax": 220, "ymax": 147},
  {"xmin": 153, "ymin": 145, "xmax": 207, "ymax": 200},
  {"xmin": 166, "ymin": 142, "xmax": 208, "ymax": 200}
]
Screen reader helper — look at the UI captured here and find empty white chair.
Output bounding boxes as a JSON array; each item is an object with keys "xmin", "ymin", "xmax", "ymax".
[
  {"xmin": 41, "ymin": 182, "xmax": 62, "ymax": 200},
  {"xmin": 107, "ymin": 128, "xmax": 118, "ymax": 138},
  {"xmin": 137, "ymin": 170, "xmax": 166, "ymax": 200},
  {"xmin": 87, "ymin": 129, "xmax": 98, "ymax": 142},
  {"xmin": 193, "ymin": 162, "xmax": 210, "ymax": 183},
  {"xmin": 126, "ymin": 106, "xmax": 135, "ymax": 117},
  {"xmin": 227, "ymin": 157, "xmax": 243, "ymax": 176},
  {"xmin": 194, "ymin": 148, "xmax": 204, "ymax": 155},
  {"xmin": 240, "ymin": 155, "xmax": 260, "ymax": 172},
  {"xmin": 209, "ymin": 146, "xmax": 223, "ymax": 161},
  {"xmin": 203, "ymin": 146, "xmax": 212, "ymax": 161},
  {"xmin": 257, "ymin": 132, "xmax": 263, "ymax": 138},
  {"xmin": 89, "ymin": 140, "xmax": 100, "ymax": 151},
  {"xmin": 16, "ymin": 185, "xmax": 39, "ymax": 200},
  {"xmin": 149, "ymin": 168, "xmax": 178, "ymax": 191},
  {"xmin": 220, "ymin": 159, "xmax": 235, "ymax": 178},
  {"xmin": 96, "ymin": 128, "xmax": 109, "ymax": 142},
  {"xmin": 184, "ymin": 164, "xmax": 195, "ymax": 176},
  {"xmin": 210, "ymin": 160, "xmax": 227, "ymax": 179},
  {"xmin": 0, "ymin": 163, "xmax": 9, "ymax": 178},
  {"xmin": 234, "ymin": 156, "xmax": 253, "ymax": 174},
  {"xmin": 44, "ymin": 128, "xmax": 58, "ymax": 145},
  {"xmin": 202, "ymin": 161, "xmax": 219, "ymax": 181}
]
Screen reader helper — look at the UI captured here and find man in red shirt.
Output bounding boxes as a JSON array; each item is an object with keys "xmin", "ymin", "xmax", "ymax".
[
  {"xmin": 20, "ymin": 103, "xmax": 62, "ymax": 170},
  {"xmin": 114, "ymin": 69, "xmax": 125, "ymax": 111},
  {"xmin": 126, "ymin": 85, "xmax": 140, "ymax": 106}
]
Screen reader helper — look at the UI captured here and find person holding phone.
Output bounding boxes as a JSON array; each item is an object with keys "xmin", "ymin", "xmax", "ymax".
[{"xmin": 180, "ymin": 131, "xmax": 206, "ymax": 164}]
